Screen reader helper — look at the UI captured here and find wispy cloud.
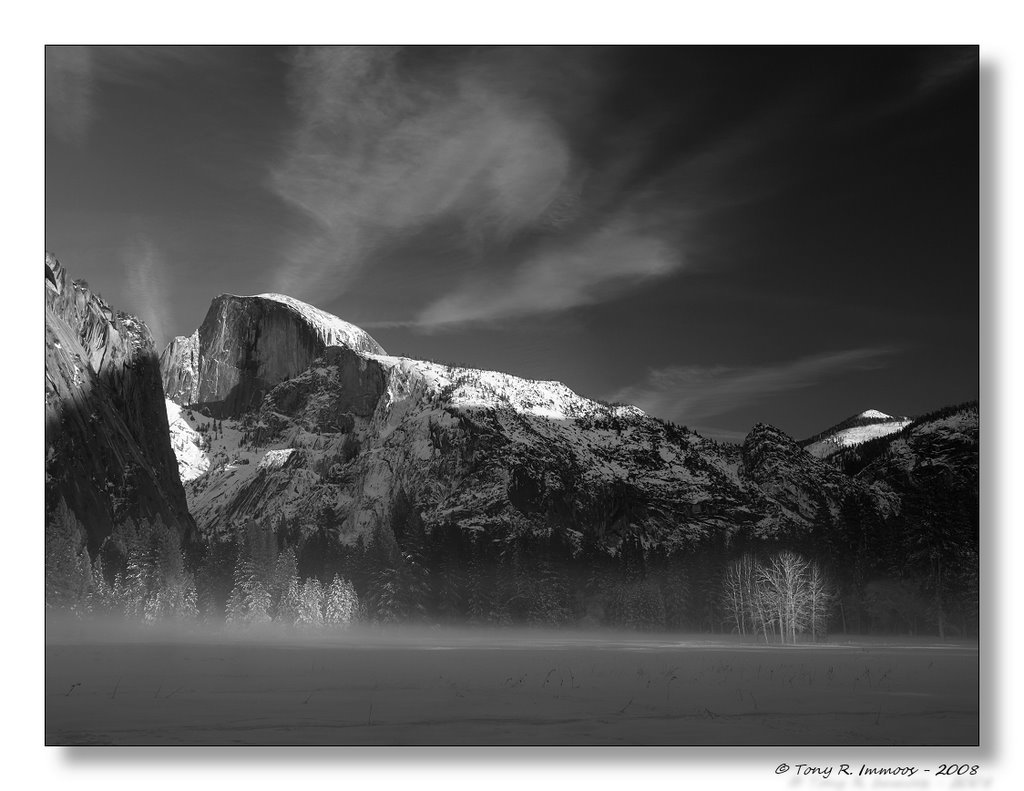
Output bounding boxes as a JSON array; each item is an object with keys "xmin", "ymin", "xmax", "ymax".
[
  {"xmin": 270, "ymin": 47, "xmax": 582, "ymax": 299},
  {"xmin": 411, "ymin": 103, "xmax": 802, "ymax": 329},
  {"xmin": 46, "ymin": 47, "xmax": 94, "ymax": 144},
  {"xmin": 267, "ymin": 46, "xmax": 975, "ymax": 329},
  {"xmin": 268, "ymin": 47, "xmax": 833, "ymax": 325},
  {"xmin": 122, "ymin": 236, "xmax": 172, "ymax": 349},
  {"xmin": 609, "ymin": 347, "xmax": 900, "ymax": 425},
  {"xmin": 416, "ymin": 215, "xmax": 680, "ymax": 327},
  {"xmin": 915, "ymin": 48, "xmax": 978, "ymax": 98},
  {"xmin": 819, "ymin": 48, "xmax": 979, "ymax": 138}
]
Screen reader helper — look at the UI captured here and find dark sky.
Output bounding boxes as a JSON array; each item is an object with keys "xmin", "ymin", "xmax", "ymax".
[{"xmin": 45, "ymin": 45, "xmax": 978, "ymax": 441}]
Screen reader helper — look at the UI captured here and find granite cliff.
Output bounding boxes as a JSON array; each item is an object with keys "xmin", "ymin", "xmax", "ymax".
[
  {"xmin": 160, "ymin": 293, "xmax": 385, "ymax": 417},
  {"xmin": 45, "ymin": 253, "xmax": 196, "ymax": 551}
]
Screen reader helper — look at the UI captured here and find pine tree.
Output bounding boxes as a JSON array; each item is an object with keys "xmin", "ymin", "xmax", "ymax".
[
  {"xmin": 394, "ymin": 496, "xmax": 431, "ymax": 621},
  {"xmin": 225, "ymin": 582, "xmax": 246, "ymax": 626},
  {"xmin": 577, "ymin": 532, "xmax": 614, "ymax": 625},
  {"xmin": 147, "ymin": 516, "xmax": 197, "ymax": 621},
  {"xmin": 297, "ymin": 577, "xmax": 325, "ymax": 628},
  {"xmin": 324, "ymin": 574, "xmax": 358, "ymax": 627},
  {"xmin": 364, "ymin": 525, "xmax": 399, "ymax": 621},
  {"xmin": 495, "ymin": 538, "xmax": 529, "ymax": 623},
  {"xmin": 269, "ymin": 548, "xmax": 300, "ymax": 621},
  {"xmin": 434, "ymin": 557, "xmax": 465, "ymax": 623},
  {"xmin": 370, "ymin": 565, "xmax": 404, "ymax": 624},
  {"xmin": 899, "ymin": 477, "xmax": 977, "ymax": 638},
  {"xmin": 89, "ymin": 556, "xmax": 120, "ymax": 615},
  {"xmin": 465, "ymin": 550, "xmax": 491, "ymax": 624},
  {"xmin": 276, "ymin": 577, "xmax": 301, "ymax": 626},
  {"xmin": 225, "ymin": 552, "xmax": 247, "ymax": 626},
  {"xmin": 225, "ymin": 552, "xmax": 269, "ymax": 627},
  {"xmin": 634, "ymin": 580, "xmax": 666, "ymax": 630},
  {"xmin": 195, "ymin": 539, "xmax": 234, "ymax": 622},
  {"xmin": 44, "ymin": 498, "xmax": 93, "ymax": 613},
  {"xmin": 657, "ymin": 560, "xmax": 691, "ymax": 631},
  {"xmin": 243, "ymin": 518, "xmax": 278, "ymax": 586},
  {"xmin": 123, "ymin": 540, "xmax": 150, "ymax": 620},
  {"xmin": 180, "ymin": 573, "xmax": 199, "ymax": 620},
  {"xmin": 245, "ymin": 576, "xmax": 272, "ymax": 625},
  {"xmin": 397, "ymin": 549, "xmax": 430, "ymax": 622},
  {"xmin": 528, "ymin": 555, "xmax": 571, "ymax": 626},
  {"xmin": 349, "ymin": 534, "xmax": 370, "ymax": 598}
]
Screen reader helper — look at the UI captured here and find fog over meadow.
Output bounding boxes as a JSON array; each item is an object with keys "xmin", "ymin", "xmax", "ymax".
[{"xmin": 45, "ymin": 613, "xmax": 978, "ymax": 746}]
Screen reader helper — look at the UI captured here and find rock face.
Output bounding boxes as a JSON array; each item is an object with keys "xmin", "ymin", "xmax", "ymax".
[
  {"xmin": 160, "ymin": 330, "xmax": 200, "ymax": 406},
  {"xmin": 159, "ymin": 293, "xmax": 386, "ymax": 418},
  {"xmin": 739, "ymin": 422, "xmax": 896, "ymax": 538},
  {"xmin": 853, "ymin": 402, "xmax": 978, "ymax": 496},
  {"xmin": 164, "ymin": 292, "xmax": 890, "ymax": 554},
  {"xmin": 44, "ymin": 253, "xmax": 196, "ymax": 551}
]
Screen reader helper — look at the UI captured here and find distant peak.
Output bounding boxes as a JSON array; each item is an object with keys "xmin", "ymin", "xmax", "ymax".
[
  {"xmin": 744, "ymin": 422, "xmax": 796, "ymax": 444},
  {"xmin": 800, "ymin": 407, "xmax": 913, "ymax": 459}
]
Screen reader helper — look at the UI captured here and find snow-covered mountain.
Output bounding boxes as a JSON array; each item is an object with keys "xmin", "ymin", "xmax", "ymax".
[
  {"xmin": 45, "ymin": 253, "xmax": 195, "ymax": 550},
  {"xmin": 851, "ymin": 403, "xmax": 978, "ymax": 492},
  {"xmin": 160, "ymin": 293, "xmax": 886, "ymax": 553},
  {"xmin": 800, "ymin": 409, "xmax": 912, "ymax": 459}
]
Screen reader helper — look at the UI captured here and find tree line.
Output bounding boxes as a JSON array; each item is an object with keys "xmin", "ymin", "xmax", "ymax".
[{"xmin": 45, "ymin": 471, "xmax": 977, "ymax": 641}]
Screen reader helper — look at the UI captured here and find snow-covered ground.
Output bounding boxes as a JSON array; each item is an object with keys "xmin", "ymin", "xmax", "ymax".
[
  {"xmin": 167, "ymin": 398, "xmax": 276, "ymax": 486},
  {"xmin": 804, "ymin": 418, "xmax": 912, "ymax": 459},
  {"xmin": 165, "ymin": 400, "xmax": 210, "ymax": 482},
  {"xmin": 45, "ymin": 626, "xmax": 978, "ymax": 745},
  {"xmin": 171, "ymin": 402, "xmax": 295, "ymax": 533}
]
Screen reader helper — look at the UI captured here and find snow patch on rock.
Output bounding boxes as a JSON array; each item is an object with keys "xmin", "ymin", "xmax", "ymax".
[
  {"xmin": 258, "ymin": 448, "xmax": 296, "ymax": 470},
  {"xmin": 165, "ymin": 399, "xmax": 210, "ymax": 482},
  {"xmin": 253, "ymin": 293, "xmax": 386, "ymax": 355},
  {"xmin": 366, "ymin": 353, "xmax": 629, "ymax": 422},
  {"xmin": 804, "ymin": 418, "xmax": 912, "ymax": 458}
]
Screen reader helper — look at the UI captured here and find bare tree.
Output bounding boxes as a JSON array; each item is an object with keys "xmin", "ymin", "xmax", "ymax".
[
  {"xmin": 722, "ymin": 555, "xmax": 756, "ymax": 636},
  {"xmin": 806, "ymin": 560, "xmax": 836, "ymax": 640},
  {"xmin": 722, "ymin": 551, "xmax": 835, "ymax": 644}
]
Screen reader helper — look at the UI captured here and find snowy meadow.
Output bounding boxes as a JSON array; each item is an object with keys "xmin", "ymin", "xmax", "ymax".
[{"xmin": 45, "ymin": 620, "xmax": 978, "ymax": 746}]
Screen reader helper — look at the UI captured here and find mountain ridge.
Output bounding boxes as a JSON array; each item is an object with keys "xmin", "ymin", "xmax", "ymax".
[{"xmin": 159, "ymin": 293, "xmax": 897, "ymax": 555}]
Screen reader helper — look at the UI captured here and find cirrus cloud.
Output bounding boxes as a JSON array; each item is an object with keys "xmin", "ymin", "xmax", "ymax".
[
  {"xmin": 609, "ymin": 347, "xmax": 902, "ymax": 426},
  {"xmin": 416, "ymin": 216, "xmax": 680, "ymax": 327},
  {"xmin": 269, "ymin": 47, "xmax": 581, "ymax": 299}
]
